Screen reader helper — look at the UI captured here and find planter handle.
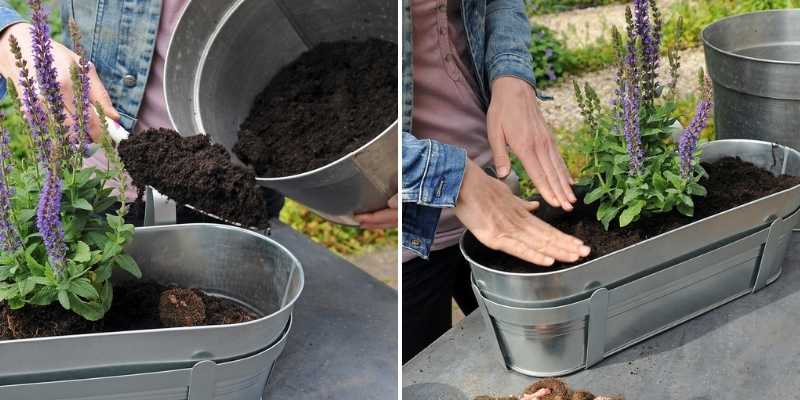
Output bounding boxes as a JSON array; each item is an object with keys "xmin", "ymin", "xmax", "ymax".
[{"xmin": 188, "ymin": 360, "xmax": 216, "ymax": 400}]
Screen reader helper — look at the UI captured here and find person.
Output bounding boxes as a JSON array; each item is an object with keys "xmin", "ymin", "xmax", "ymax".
[
  {"xmin": 0, "ymin": 0, "xmax": 283, "ymax": 215},
  {"xmin": 401, "ymin": 0, "xmax": 591, "ymax": 362}
]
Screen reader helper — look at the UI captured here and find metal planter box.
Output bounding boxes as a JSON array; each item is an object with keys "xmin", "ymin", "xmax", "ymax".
[
  {"xmin": 0, "ymin": 224, "xmax": 303, "ymax": 380},
  {"xmin": 462, "ymin": 140, "xmax": 800, "ymax": 376},
  {"xmin": 0, "ymin": 318, "xmax": 291, "ymax": 400}
]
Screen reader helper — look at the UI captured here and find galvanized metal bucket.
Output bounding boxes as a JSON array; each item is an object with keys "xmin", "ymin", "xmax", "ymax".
[
  {"xmin": 462, "ymin": 140, "xmax": 800, "ymax": 376},
  {"xmin": 164, "ymin": 0, "xmax": 398, "ymax": 225},
  {"xmin": 703, "ymin": 10, "xmax": 800, "ymax": 149},
  {"xmin": 0, "ymin": 224, "xmax": 303, "ymax": 380},
  {"xmin": 0, "ymin": 317, "xmax": 292, "ymax": 400}
]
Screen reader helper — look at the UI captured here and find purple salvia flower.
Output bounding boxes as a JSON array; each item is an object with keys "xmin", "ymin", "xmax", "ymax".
[
  {"xmin": 68, "ymin": 20, "xmax": 91, "ymax": 160},
  {"xmin": 622, "ymin": 80, "xmax": 644, "ymax": 174},
  {"xmin": 36, "ymin": 166, "xmax": 66, "ymax": 276},
  {"xmin": 545, "ymin": 48, "xmax": 554, "ymax": 59},
  {"xmin": 546, "ymin": 67, "xmax": 556, "ymax": 81},
  {"xmin": 633, "ymin": 0, "xmax": 658, "ymax": 104},
  {"xmin": 624, "ymin": 7, "xmax": 639, "ymax": 86},
  {"xmin": 29, "ymin": 0, "xmax": 68, "ymax": 144},
  {"xmin": 9, "ymin": 35, "xmax": 50, "ymax": 166},
  {"xmin": 679, "ymin": 75, "xmax": 713, "ymax": 177},
  {"xmin": 0, "ymin": 125, "xmax": 21, "ymax": 253}
]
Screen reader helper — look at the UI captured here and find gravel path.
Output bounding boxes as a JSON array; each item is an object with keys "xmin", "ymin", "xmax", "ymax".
[
  {"xmin": 531, "ymin": 0, "xmax": 679, "ymax": 48},
  {"xmin": 539, "ymin": 47, "xmax": 706, "ymax": 132}
]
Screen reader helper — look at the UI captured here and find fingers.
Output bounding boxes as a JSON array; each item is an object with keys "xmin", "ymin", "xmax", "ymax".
[
  {"xmin": 86, "ymin": 65, "xmax": 118, "ymax": 142},
  {"xmin": 387, "ymin": 193, "xmax": 398, "ymax": 209},
  {"xmin": 354, "ymin": 207, "xmax": 397, "ymax": 230},
  {"xmin": 534, "ymin": 143, "xmax": 573, "ymax": 211},
  {"xmin": 487, "ymin": 111, "xmax": 512, "ymax": 178},
  {"xmin": 548, "ymin": 146, "xmax": 577, "ymax": 203}
]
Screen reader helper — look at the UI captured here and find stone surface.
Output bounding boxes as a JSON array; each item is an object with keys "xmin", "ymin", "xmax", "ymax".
[
  {"xmin": 265, "ymin": 223, "xmax": 397, "ymax": 399},
  {"xmin": 403, "ymin": 234, "xmax": 800, "ymax": 399}
]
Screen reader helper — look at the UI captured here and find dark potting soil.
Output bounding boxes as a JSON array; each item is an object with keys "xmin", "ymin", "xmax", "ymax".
[
  {"xmin": 233, "ymin": 38, "xmax": 397, "ymax": 177},
  {"xmin": 118, "ymin": 128, "xmax": 281, "ymax": 228},
  {"xmin": 0, "ymin": 281, "xmax": 257, "ymax": 340},
  {"xmin": 473, "ymin": 158, "xmax": 800, "ymax": 273}
]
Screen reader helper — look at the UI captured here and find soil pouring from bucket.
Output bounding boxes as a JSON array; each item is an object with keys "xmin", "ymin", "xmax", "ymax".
[
  {"xmin": 118, "ymin": 128, "xmax": 277, "ymax": 228},
  {"xmin": 233, "ymin": 38, "xmax": 397, "ymax": 177},
  {"xmin": 0, "ymin": 281, "xmax": 256, "ymax": 339},
  {"xmin": 471, "ymin": 157, "xmax": 800, "ymax": 273}
]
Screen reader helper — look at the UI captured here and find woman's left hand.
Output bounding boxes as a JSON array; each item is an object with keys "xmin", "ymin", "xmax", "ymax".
[
  {"xmin": 487, "ymin": 76, "xmax": 577, "ymax": 212},
  {"xmin": 354, "ymin": 194, "xmax": 398, "ymax": 229}
]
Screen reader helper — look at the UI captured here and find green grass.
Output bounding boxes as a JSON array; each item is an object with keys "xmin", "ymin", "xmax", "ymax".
[
  {"xmin": 279, "ymin": 199, "xmax": 397, "ymax": 257},
  {"xmin": 527, "ymin": 0, "xmax": 628, "ymax": 15}
]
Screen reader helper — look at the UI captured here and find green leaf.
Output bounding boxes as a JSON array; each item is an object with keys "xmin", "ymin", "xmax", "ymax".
[
  {"xmin": 29, "ymin": 286, "xmax": 58, "ymax": 305},
  {"xmin": 17, "ymin": 278, "xmax": 35, "ymax": 297},
  {"xmin": 584, "ymin": 186, "xmax": 606, "ymax": 204},
  {"xmin": 680, "ymin": 194, "xmax": 694, "ymax": 207},
  {"xmin": 688, "ymin": 182, "xmax": 707, "ymax": 197},
  {"xmin": 16, "ymin": 209, "xmax": 36, "ymax": 224},
  {"xmin": 619, "ymin": 200, "xmax": 645, "ymax": 227},
  {"xmin": 70, "ymin": 278, "xmax": 99, "ymax": 300},
  {"xmin": 0, "ymin": 283, "xmax": 18, "ymax": 300},
  {"xmin": 677, "ymin": 203, "xmax": 694, "ymax": 217},
  {"xmin": 73, "ymin": 241, "xmax": 91, "ymax": 263},
  {"xmin": 664, "ymin": 170, "xmax": 684, "ymax": 189},
  {"xmin": 106, "ymin": 214, "xmax": 123, "ymax": 230},
  {"xmin": 622, "ymin": 189, "xmax": 641, "ymax": 205},
  {"xmin": 102, "ymin": 241, "xmax": 122, "ymax": 261},
  {"xmin": 94, "ymin": 262, "xmax": 113, "ymax": 282},
  {"xmin": 72, "ymin": 198, "xmax": 93, "ymax": 211},
  {"xmin": 67, "ymin": 293, "xmax": 106, "ymax": 321},
  {"xmin": 58, "ymin": 290, "xmax": 71, "ymax": 310},
  {"xmin": 114, "ymin": 254, "xmax": 141, "ymax": 278}
]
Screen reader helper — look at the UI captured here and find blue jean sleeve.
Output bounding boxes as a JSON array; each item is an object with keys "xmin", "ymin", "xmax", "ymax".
[
  {"xmin": 401, "ymin": 131, "xmax": 467, "ymax": 258},
  {"xmin": 484, "ymin": 0, "xmax": 552, "ymax": 100}
]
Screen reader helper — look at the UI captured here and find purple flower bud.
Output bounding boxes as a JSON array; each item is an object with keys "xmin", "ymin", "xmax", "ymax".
[
  {"xmin": 69, "ymin": 20, "xmax": 91, "ymax": 158},
  {"xmin": 9, "ymin": 35, "xmax": 50, "ymax": 166},
  {"xmin": 36, "ymin": 167, "xmax": 66, "ymax": 276},
  {"xmin": 622, "ymin": 80, "xmax": 644, "ymax": 174},
  {"xmin": 679, "ymin": 76, "xmax": 713, "ymax": 177},
  {"xmin": 545, "ymin": 48, "xmax": 554, "ymax": 59},
  {"xmin": 0, "ymin": 125, "xmax": 21, "ymax": 253},
  {"xmin": 29, "ymin": 0, "xmax": 68, "ymax": 142}
]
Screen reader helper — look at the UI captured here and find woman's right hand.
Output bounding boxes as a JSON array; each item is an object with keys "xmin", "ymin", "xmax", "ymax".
[
  {"xmin": 455, "ymin": 159, "xmax": 590, "ymax": 266},
  {"xmin": 0, "ymin": 22, "xmax": 119, "ymax": 142}
]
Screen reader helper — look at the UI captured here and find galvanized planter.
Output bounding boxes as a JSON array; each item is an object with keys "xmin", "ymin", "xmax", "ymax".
[
  {"xmin": 0, "ymin": 318, "xmax": 291, "ymax": 400},
  {"xmin": 462, "ymin": 140, "xmax": 800, "ymax": 376},
  {"xmin": 704, "ymin": 10, "xmax": 800, "ymax": 149},
  {"xmin": 164, "ymin": 0, "xmax": 398, "ymax": 225},
  {"xmin": 0, "ymin": 224, "xmax": 303, "ymax": 382}
]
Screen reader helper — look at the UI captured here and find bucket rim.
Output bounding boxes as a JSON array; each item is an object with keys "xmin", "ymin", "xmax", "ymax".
[{"xmin": 702, "ymin": 9, "xmax": 800, "ymax": 66}]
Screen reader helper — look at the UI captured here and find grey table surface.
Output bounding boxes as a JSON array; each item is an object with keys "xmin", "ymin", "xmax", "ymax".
[
  {"xmin": 265, "ymin": 223, "xmax": 398, "ymax": 399},
  {"xmin": 403, "ymin": 234, "xmax": 800, "ymax": 400}
]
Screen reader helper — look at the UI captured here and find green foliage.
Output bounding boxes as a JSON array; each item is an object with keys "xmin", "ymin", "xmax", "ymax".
[
  {"xmin": 0, "ymin": 107, "xmax": 139, "ymax": 321},
  {"xmin": 530, "ymin": 25, "xmax": 567, "ymax": 87},
  {"xmin": 573, "ymin": 94, "xmax": 707, "ymax": 229},
  {"xmin": 280, "ymin": 199, "xmax": 397, "ymax": 257},
  {"xmin": 526, "ymin": 0, "xmax": 628, "ymax": 15},
  {"xmin": 7, "ymin": 0, "xmax": 62, "ymax": 37}
]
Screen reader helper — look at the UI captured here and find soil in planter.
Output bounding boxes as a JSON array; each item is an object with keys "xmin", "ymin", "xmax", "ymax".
[
  {"xmin": 232, "ymin": 38, "xmax": 397, "ymax": 177},
  {"xmin": 0, "ymin": 281, "xmax": 257, "ymax": 340},
  {"xmin": 473, "ymin": 158, "xmax": 800, "ymax": 273},
  {"xmin": 118, "ymin": 128, "xmax": 281, "ymax": 228}
]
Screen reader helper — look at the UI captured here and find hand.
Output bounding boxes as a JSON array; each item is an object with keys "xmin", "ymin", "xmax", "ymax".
[
  {"xmin": 487, "ymin": 76, "xmax": 576, "ymax": 211},
  {"xmin": 521, "ymin": 388, "xmax": 551, "ymax": 400},
  {"xmin": 0, "ymin": 22, "xmax": 120, "ymax": 143},
  {"xmin": 354, "ymin": 194, "xmax": 398, "ymax": 229},
  {"xmin": 455, "ymin": 160, "xmax": 589, "ymax": 266}
]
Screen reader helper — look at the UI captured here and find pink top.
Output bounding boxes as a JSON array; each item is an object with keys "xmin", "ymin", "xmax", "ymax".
[
  {"xmin": 404, "ymin": 0, "xmax": 491, "ymax": 261},
  {"xmin": 85, "ymin": 0, "xmax": 188, "ymax": 199}
]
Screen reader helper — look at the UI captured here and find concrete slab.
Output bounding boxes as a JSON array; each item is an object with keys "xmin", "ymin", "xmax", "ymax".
[{"xmin": 266, "ymin": 223, "xmax": 398, "ymax": 399}]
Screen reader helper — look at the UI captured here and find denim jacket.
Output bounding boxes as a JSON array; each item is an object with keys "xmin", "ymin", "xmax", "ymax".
[
  {"xmin": 0, "ymin": 0, "xmax": 162, "ymax": 132},
  {"xmin": 402, "ymin": 0, "xmax": 538, "ymax": 258}
]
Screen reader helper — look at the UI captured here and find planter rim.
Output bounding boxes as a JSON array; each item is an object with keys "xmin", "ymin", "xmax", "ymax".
[
  {"xmin": 461, "ymin": 139, "xmax": 800, "ymax": 278},
  {"xmin": 702, "ymin": 9, "xmax": 800, "ymax": 66},
  {"xmin": 0, "ymin": 223, "xmax": 304, "ymax": 343}
]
